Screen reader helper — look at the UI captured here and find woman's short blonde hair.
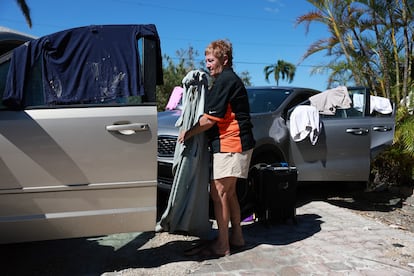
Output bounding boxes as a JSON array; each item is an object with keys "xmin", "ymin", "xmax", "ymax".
[{"xmin": 205, "ymin": 39, "xmax": 233, "ymax": 67}]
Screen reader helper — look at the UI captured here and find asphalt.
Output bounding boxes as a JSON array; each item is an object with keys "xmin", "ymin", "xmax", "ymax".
[{"xmin": 2, "ymin": 200, "xmax": 413, "ymax": 276}]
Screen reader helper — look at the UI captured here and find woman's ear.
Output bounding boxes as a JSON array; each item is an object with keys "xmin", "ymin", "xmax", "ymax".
[{"xmin": 222, "ymin": 55, "xmax": 229, "ymax": 66}]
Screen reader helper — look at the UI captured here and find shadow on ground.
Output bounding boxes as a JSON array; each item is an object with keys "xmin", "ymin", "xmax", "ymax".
[
  {"xmin": 0, "ymin": 231, "xmax": 155, "ymax": 276},
  {"xmin": 0, "ymin": 212, "xmax": 323, "ymax": 275},
  {"xmin": 297, "ymin": 182, "xmax": 413, "ymax": 212}
]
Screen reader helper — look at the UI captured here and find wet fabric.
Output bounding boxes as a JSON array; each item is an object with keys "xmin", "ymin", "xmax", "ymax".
[
  {"xmin": 289, "ymin": 105, "xmax": 320, "ymax": 145},
  {"xmin": 370, "ymin": 95, "xmax": 393, "ymax": 114},
  {"xmin": 3, "ymin": 24, "xmax": 162, "ymax": 108},
  {"xmin": 309, "ymin": 86, "xmax": 352, "ymax": 115},
  {"xmin": 165, "ymin": 86, "xmax": 184, "ymax": 110},
  {"xmin": 157, "ymin": 69, "xmax": 212, "ymax": 238}
]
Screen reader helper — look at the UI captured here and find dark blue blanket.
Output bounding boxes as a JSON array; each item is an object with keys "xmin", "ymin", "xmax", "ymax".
[{"xmin": 3, "ymin": 24, "xmax": 162, "ymax": 107}]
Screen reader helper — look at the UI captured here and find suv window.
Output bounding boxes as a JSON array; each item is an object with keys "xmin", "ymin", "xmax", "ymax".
[{"xmin": 248, "ymin": 88, "xmax": 290, "ymax": 113}]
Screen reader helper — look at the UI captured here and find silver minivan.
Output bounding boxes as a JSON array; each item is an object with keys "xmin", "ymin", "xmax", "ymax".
[{"xmin": 0, "ymin": 25, "xmax": 162, "ymax": 244}]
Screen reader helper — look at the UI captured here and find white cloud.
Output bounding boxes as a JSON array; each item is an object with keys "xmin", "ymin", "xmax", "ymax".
[
  {"xmin": 264, "ymin": 0, "xmax": 284, "ymax": 13},
  {"xmin": 264, "ymin": 7, "xmax": 280, "ymax": 13}
]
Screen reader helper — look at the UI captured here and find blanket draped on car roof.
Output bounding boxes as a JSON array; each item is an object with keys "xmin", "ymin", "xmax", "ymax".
[{"xmin": 3, "ymin": 24, "xmax": 162, "ymax": 108}]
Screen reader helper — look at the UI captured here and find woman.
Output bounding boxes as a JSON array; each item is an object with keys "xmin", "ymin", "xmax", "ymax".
[{"xmin": 178, "ymin": 39, "xmax": 255, "ymax": 257}]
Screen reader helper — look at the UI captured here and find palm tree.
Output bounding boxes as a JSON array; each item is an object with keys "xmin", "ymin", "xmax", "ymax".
[
  {"xmin": 16, "ymin": 0, "xmax": 32, "ymax": 28},
  {"xmin": 239, "ymin": 71, "xmax": 252, "ymax": 86},
  {"xmin": 264, "ymin": 60, "xmax": 296, "ymax": 86},
  {"xmin": 393, "ymin": 0, "xmax": 413, "ymax": 105},
  {"xmin": 295, "ymin": 0, "xmax": 365, "ymax": 84},
  {"xmin": 296, "ymin": 0, "xmax": 413, "ymax": 103},
  {"xmin": 358, "ymin": 0, "xmax": 393, "ymax": 98}
]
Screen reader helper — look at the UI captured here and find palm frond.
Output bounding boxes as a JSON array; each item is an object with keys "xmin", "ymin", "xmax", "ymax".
[{"xmin": 15, "ymin": 0, "xmax": 32, "ymax": 28}]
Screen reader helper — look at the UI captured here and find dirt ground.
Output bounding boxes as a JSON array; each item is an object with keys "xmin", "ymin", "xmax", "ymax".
[{"xmin": 298, "ymin": 182, "xmax": 414, "ymax": 234}]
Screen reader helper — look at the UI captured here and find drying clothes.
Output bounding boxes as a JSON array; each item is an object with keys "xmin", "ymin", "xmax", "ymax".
[
  {"xmin": 289, "ymin": 105, "xmax": 320, "ymax": 145},
  {"xmin": 353, "ymin": 94, "xmax": 393, "ymax": 114},
  {"xmin": 165, "ymin": 86, "xmax": 184, "ymax": 110},
  {"xmin": 370, "ymin": 95, "xmax": 393, "ymax": 114},
  {"xmin": 352, "ymin": 93, "xmax": 365, "ymax": 113},
  {"xmin": 3, "ymin": 24, "xmax": 162, "ymax": 108},
  {"xmin": 310, "ymin": 86, "xmax": 352, "ymax": 115},
  {"xmin": 157, "ymin": 69, "xmax": 212, "ymax": 239}
]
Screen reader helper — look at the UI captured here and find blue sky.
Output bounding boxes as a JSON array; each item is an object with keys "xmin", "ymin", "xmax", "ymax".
[{"xmin": 0, "ymin": 0, "xmax": 331, "ymax": 91}]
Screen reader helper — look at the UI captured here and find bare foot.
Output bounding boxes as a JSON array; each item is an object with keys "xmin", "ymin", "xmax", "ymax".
[
  {"xmin": 230, "ymin": 235, "xmax": 245, "ymax": 248},
  {"xmin": 199, "ymin": 244, "xmax": 230, "ymax": 258}
]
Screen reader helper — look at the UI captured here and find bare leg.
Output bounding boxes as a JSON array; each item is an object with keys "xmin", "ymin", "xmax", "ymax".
[
  {"xmin": 228, "ymin": 182, "xmax": 245, "ymax": 247},
  {"xmin": 210, "ymin": 176, "xmax": 238, "ymax": 255}
]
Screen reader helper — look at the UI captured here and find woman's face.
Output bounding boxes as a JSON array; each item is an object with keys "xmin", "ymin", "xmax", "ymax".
[{"xmin": 205, "ymin": 53, "xmax": 227, "ymax": 77}]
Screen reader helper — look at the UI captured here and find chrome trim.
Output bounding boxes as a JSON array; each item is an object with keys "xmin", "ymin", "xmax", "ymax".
[
  {"xmin": 0, "ymin": 180, "xmax": 157, "ymax": 194},
  {"xmin": 0, "ymin": 206, "xmax": 157, "ymax": 222}
]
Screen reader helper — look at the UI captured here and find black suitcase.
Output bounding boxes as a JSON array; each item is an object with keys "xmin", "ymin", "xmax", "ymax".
[{"xmin": 252, "ymin": 163, "xmax": 298, "ymax": 224}]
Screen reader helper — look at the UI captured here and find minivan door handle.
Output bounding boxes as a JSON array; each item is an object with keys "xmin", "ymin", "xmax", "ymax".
[
  {"xmin": 106, "ymin": 123, "xmax": 150, "ymax": 135},
  {"xmin": 345, "ymin": 128, "xmax": 369, "ymax": 135}
]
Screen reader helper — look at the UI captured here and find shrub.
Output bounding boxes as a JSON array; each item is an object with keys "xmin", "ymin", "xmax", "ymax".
[{"xmin": 370, "ymin": 107, "xmax": 414, "ymax": 190}]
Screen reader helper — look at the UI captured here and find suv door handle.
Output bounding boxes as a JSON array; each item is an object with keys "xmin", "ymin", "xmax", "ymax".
[
  {"xmin": 372, "ymin": 126, "xmax": 392, "ymax": 132},
  {"xmin": 106, "ymin": 123, "xmax": 149, "ymax": 135},
  {"xmin": 346, "ymin": 128, "xmax": 369, "ymax": 135}
]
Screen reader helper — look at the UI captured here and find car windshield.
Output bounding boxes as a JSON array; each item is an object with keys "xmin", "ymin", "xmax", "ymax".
[{"xmin": 247, "ymin": 88, "xmax": 291, "ymax": 113}]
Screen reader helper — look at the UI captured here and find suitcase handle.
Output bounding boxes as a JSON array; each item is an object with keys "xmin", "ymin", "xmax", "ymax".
[{"xmin": 279, "ymin": 181, "xmax": 289, "ymax": 190}]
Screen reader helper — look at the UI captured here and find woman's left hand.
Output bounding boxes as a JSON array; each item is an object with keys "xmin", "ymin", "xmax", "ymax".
[{"xmin": 178, "ymin": 131, "xmax": 186, "ymax": 144}]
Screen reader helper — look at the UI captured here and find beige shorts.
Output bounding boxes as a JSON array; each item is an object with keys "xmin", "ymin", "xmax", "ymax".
[{"xmin": 212, "ymin": 149, "xmax": 253, "ymax": 180}]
